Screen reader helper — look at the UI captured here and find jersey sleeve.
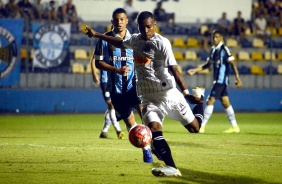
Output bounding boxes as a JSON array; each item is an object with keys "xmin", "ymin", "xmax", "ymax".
[
  {"xmin": 223, "ymin": 46, "xmax": 234, "ymax": 62},
  {"xmin": 94, "ymin": 39, "xmax": 106, "ymax": 61},
  {"xmin": 162, "ymin": 37, "xmax": 177, "ymax": 67}
]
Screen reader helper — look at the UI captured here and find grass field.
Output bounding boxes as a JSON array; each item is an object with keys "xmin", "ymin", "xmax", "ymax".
[{"xmin": 0, "ymin": 112, "xmax": 281, "ymax": 184}]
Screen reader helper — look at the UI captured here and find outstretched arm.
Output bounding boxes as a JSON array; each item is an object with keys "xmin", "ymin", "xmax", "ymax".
[
  {"xmin": 169, "ymin": 65, "xmax": 203, "ymax": 104},
  {"xmin": 84, "ymin": 25, "xmax": 125, "ymax": 49},
  {"xmin": 187, "ymin": 60, "xmax": 210, "ymax": 76},
  {"xmin": 230, "ymin": 60, "xmax": 243, "ymax": 88}
]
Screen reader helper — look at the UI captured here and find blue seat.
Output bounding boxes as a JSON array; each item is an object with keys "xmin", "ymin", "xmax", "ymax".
[
  {"xmin": 197, "ymin": 50, "xmax": 209, "ymax": 61},
  {"xmin": 238, "ymin": 65, "xmax": 251, "ymax": 74},
  {"xmin": 264, "ymin": 65, "xmax": 278, "ymax": 75},
  {"xmin": 241, "ymin": 39, "xmax": 252, "ymax": 48},
  {"xmin": 187, "ymin": 26, "xmax": 200, "ymax": 36}
]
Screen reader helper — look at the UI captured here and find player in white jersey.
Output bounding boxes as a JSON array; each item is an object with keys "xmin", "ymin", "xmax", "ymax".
[{"xmin": 84, "ymin": 11, "xmax": 204, "ymax": 177}]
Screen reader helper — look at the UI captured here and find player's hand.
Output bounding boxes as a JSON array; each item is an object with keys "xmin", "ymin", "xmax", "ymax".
[
  {"xmin": 235, "ymin": 78, "xmax": 242, "ymax": 88},
  {"xmin": 92, "ymin": 74, "xmax": 100, "ymax": 84},
  {"xmin": 184, "ymin": 94, "xmax": 203, "ymax": 104},
  {"xmin": 117, "ymin": 66, "xmax": 130, "ymax": 76},
  {"xmin": 84, "ymin": 25, "xmax": 96, "ymax": 38},
  {"xmin": 187, "ymin": 69, "xmax": 196, "ymax": 76}
]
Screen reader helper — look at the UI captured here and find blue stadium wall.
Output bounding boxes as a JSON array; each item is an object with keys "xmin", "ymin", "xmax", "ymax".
[{"xmin": 0, "ymin": 89, "xmax": 281, "ymax": 113}]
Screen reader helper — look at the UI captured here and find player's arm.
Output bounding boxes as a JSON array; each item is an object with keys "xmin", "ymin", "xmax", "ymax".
[
  {"xmin": 187, "ymin": 60, "xmax": 211, "ymax": 76},
  {"xmin": 169, "ymin": 65, "xmax": 203, "ymax": 104},
  {"xmin": 95, "ymin": 60, "xmax": 130, "ymax": 76},
  {"xmin": 90, "ymin": 56, "xmax": 100, "ymax": 84},
  {"xmin": 85, "ymin": 26, "xmax": 125, "ymax": 49},
  {"xmin": 230, "ymin": 60, "xmax": 243, "ymax": 88}
]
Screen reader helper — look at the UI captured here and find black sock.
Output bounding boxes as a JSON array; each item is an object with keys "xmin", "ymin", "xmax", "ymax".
[
  {"xmin": 152, "ymin": 131, "xmax": 176, "ymax": 169},
  {"xmin": 193, "ymin": 103, "xmax": 203, "ymax": 128}
]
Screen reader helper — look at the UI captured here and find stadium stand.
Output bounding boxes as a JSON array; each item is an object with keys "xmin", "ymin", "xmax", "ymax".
[
  {"xmin": 172, "ymin": 37, "xmax": 186, "ymax": 48},
  {"xmin": 173, "ymin": 50, "xmax": 185, "ymax": 61},
  {"xmin": 74, "ymin": 49, "xmax": 88, "ymax": 61},
  {"xmin": 226, "ymin": 38, "xmax": 239, "ymax": 48},
  {"xmin": 186, "ymin": 37, "xmax": 200, "ymax": 48},
  {"xmin": 251, "ymin": 51, "xmax": 264, "ymax": 61},
  {"xmin": 252, "ymin": 38, "xmax": 265, "ymax": 48},
  {"xmin": 251, "ymin": 65, "xmax": 265, "ymax": 75},
  {"xmin": 264, "ymin": 51, "xmax": 277, "ymax": 61},
  {"xmin": 72, "ymin": 63, "xmax": 85, "ymax": 74},
  {"xmin": 185, "ymin": 50, "xmax": 198, "ymax": 61},
  {"xmin": 238, "ymin": 51, "xmax": 251, "ymax": 61}
]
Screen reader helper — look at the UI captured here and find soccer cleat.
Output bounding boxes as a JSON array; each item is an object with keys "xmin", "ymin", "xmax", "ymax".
[
  {"xmin": 99, "ymin": 132, "xmax": 110, "ymax": 138},
  {"xmin": 192, "ymin": 87, "xmax": 205, "ymax": 99},
  {"xmin": 152, "ymin": 148, "xmax": 163, "ymax": 161},
  {"xmin": 117, "ymin": 131, "xmax": 125, "ymax": 139},
  {"xmin": 223, "ymin": 126, "xmax": 240, "ymax": 133},
  {"xmin": 199, "ymin": 126, "xmax": 205, "ymax": 133},
  {"xmin": 143, "ymin": 149, "xmax": 153, "ymax": 163},
  {"xmin": 152, "ymin": 166, "xmax": 182, "ymax": 177}
]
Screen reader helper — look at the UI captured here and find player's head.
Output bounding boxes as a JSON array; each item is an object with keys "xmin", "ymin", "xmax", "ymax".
[
  {"xmin": 136, "ymin": 11, "xmax": 156, "ymax": 40},
  {"xmin": 212, "ymin": 29, "xmax": 223, "ymax": 46},
  {"xmin": 111, "ymin": 8, "xmax": 128, "ymax": 33}
]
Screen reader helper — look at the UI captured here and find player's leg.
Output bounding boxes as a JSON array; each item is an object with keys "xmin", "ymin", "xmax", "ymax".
[
  {"xmin": 221, "ymin": 96, "xmax": 240, "ymax": 133},
  {"xmin": 106, "ymin": 100, "xmax": 124, "ymax": 139},
  {"xmin": 112, "ymin": 92, "xmax": 153, "ymax": 163},
  {"xmin": 142, "ymin": 100, "xmax": 181, "ymax": 176},
  {"xmin": 200, "ymin": 96, "xmax": 216, "ymax": 133},
  {"xmin": 100, "ymin": 109, "xmax": 111, "ymax": 138},
  {"xmin": 200, "ymin": 83, "xmax": 224, "ymax": 133}
]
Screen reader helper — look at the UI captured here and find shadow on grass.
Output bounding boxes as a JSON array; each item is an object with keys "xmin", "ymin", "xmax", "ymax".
[{"xmin": 159, "ymin": 167, "xmax": 279, "ymax": 184}]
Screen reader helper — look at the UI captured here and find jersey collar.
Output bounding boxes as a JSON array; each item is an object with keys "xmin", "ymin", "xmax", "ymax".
[
  {"xmin": 215, "ymin": 42, "xmax": 223, "ymax": 49},
  {"xmin": 112, "ymin": 29, "xmax": 131, "ymax": 40}
]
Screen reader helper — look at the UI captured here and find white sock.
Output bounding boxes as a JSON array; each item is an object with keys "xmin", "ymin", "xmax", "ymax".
[
  {"xmin": 109, "ymin": 109, "xmax": 121, "ymax": 132},
  {"xmin": 202, "ymin": 105, "xmax": 214, "ymax": 127},
  {"xmin": 142, "ymin": 144, "xmax": 151, "ymax": 151},
  {"xmin": 225, "ymin": 106, "xmax": 238, "ymax": 127},
  {"xmin": 101, "ymin": 110, "xmax": 111, "ymax": 132}
]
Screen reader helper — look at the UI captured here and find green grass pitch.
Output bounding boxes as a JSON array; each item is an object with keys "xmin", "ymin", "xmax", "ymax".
[{"xmin": 0, "ymin": 112, "xmax": 281, "ymax": 184}]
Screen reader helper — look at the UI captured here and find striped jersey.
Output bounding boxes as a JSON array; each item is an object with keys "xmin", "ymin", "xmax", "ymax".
[
  {"xmin": 208, "ymin": 42, "xmax": 234, "ymax": 85},
  {"xmin": 94, "ymin": 29, "xmax": 136, "ymax": 94},
  {"xmin": 123, "ymin": 33, "xmax": 177, "ymax": 96}
]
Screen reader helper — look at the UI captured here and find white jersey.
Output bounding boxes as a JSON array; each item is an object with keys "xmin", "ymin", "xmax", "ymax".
[{"xmin": 123, "ymin": 33, "xmax": 177, "ymax": 96}]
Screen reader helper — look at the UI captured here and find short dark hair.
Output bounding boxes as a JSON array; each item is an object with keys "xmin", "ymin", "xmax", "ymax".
[
  {"xmin": 212, "ymin": 29, "xmax": 224, "ymax": 37},
  {"xmin": 112, "ymin": 8, "xmax": 127, "ymax": 19},
  {"xmin": 137, "ymin": 11, "xmax": 154, "ymax": 25}
]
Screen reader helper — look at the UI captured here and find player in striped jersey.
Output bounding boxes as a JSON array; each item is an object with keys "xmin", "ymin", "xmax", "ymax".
[
  {"xmin": 85, "ymin": 11, "xmax": 204, "ymax": 177},
  {"xmin": 90, "ymin": 56, "xmax": 124, "ymax": 139},
  {"xmin": 188, "ymin": 29, "xmax": 243, "ymax": 133},
  {"xmin": 93, "ymin": 8, "xmax": 153, "ymax": 163}
]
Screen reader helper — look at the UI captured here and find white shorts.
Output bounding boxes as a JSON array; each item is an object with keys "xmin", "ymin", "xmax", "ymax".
[{"xmin": 141, "ymin": 88, "xmax": 195, "ymax": 126}]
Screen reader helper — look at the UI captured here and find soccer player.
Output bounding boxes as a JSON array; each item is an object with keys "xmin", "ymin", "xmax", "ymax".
[
  {"xmin": 84, "ymin": 11, "xmax": 204, "ymax": 177},
  {"xmin": 187, "ymin": 29, "xmax": 243, "ymax": 133},
  {"xmin": 90, "ymin": 57, "xmax": 124, "ymax": 139},
  {"xmin": 92, "ymin": 8, "xmax": 153, "ymax": 163}
]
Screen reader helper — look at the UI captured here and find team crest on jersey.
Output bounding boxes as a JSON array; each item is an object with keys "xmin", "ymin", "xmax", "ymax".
[
  {"xmin": 33, "ymin": 24, "xmax": 68, "ymax": 67},
  {"xmin": 0, "ymin": 26, "xmax": 18, "ymax": 80}
]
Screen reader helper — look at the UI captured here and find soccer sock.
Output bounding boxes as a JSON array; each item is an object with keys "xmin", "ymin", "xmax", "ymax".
[
  {"xmin": 202, "ymin": 105, "xmax": 214, "ymax": 127},
  {"xmin": 152, "ymin": 131, "xmax": 176, "ymax": 169},
  {"xmin": 102, "ymin": 110, "xmax": 111, "ymax": 132},
  {"xmin": 225, "ymin": 105, "xmax": 238, "ymax": 127},
  {"xmin": 109, "ymin": 109, "xmax": 121, "ymax": 132},
  {"xmin": 127, "ymin": 122, "xmax": 137, "ymax": 132},
  {"xmin": 192, "ymin": 103, "xmax": 204, "ymax": 128}
]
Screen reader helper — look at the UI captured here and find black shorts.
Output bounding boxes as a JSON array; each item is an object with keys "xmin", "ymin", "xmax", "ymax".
[
  {"xmin": 100, "ymin": 83, "xmax": 111, "ymax": 102},
  {"xmin": 110, "ymin": 87, "xmax": 141, "ymax": 121},
  {"xmin": 209, "ymin": 83, "xmax": 228, "ymax": 99}
]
